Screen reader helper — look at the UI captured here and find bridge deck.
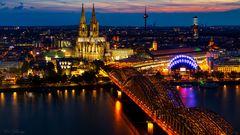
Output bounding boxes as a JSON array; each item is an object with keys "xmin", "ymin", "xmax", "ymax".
[{"xmin": 108, "ymin": 68, "xmax": 233, "ymax": 135}]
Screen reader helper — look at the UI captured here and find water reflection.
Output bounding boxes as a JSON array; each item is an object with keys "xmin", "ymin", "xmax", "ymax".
[
  {"xmin": 223, "ymin": 85, "xmax": 227, "ymax": 98},
  {"xmin": 57, "ymin": 90, "xmax": 60, "ymax": 97},
  {"xmin": 0, "ymin": 88, "xmax": 142, "ymax": 135},
  {"xmin": 64, "ymin": 90, "xmax": 68, "ymax": 99},
  {"xmin": 80, "ymin": 89, "xmax": 86, "ymax": 102},
  {"xmin": 178, "ymin": 85, "xmax": 240, "ymax": 132},
  {"xmin": 12, "ymin": 92, "xmax": 18, "ymax": 127},
  {"xmin": 72, "ymin": 89, "xmax": 75, "ymax": 98},
  {"xmin": 178, "ymin": 87, "xmax": 196, "ymax": 107},
  {"xmin": 13, "ymin": 92, "xmax": 17, "ymax": 106},
  {"xmin": 93, "ymin": 90, "xmax": 97, "ymax": 102},
  {"xmin": 48, "ymin": 93, "xmax": 52, "ymax": 104},
  {"xmin": 0, "ymin": 93, "xmax": 4, "ymax": 106},
  {"xmin": 236, "ymin": 85, "xmax": 240, "ymax": 96},
  {"xmin": 115, "ymin": 100, "xmax": 122, "ymax": 122}
]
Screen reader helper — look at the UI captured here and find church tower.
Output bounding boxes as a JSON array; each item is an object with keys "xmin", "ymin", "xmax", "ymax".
[
  {"xmin": 75, "ymin": 4, "xmax": 109, "ymax": 61},
  {"xmin": 90, "ymin": 4, "xmax": 99, "ymax": 37},
  {"xmin": 79, "ymin": 4, "xmax": 88, "ymax": 37}
]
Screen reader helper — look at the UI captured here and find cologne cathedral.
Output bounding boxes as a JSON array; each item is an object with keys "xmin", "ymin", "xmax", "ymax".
[{"xmin": 75, "ymin": 4, "xmax": 110, "ymax": 61}]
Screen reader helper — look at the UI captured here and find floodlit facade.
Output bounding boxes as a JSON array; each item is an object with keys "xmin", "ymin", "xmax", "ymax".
[
  {"xmin": 75, "ymin": 4, "xmax": 110, "ymax": 61},
  {"xmin": 215, "ymin": 64, "xmax": 240, "ymax": 73}
]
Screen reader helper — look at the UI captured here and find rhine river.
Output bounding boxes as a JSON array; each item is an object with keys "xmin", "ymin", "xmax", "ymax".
[
  {"xmin": 0, "ymin": 85, "xmax": 239, "ymax": 134},
  {"xmin": 178, "ymin": 84, "xmax": 240, "ymax": 133}
]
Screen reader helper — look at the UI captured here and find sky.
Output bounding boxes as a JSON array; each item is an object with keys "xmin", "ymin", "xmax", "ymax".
[{"xmin": 0, "ymin": 0, "xmax": 240, "ymax": 26}]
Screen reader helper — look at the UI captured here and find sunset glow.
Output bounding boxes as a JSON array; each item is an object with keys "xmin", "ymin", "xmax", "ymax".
[{"xmin": 0, "ymin": 0, "xmax": 239, "ymax": 12}]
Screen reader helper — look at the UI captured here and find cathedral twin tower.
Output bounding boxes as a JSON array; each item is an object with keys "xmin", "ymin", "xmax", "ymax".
[
  {"xmin": 79, "ymin": 4, "xmax": 99, "ymax": 37},
  {"xmin": 76, "ymin": 4, "xmax": 109, "ymax": 61}
]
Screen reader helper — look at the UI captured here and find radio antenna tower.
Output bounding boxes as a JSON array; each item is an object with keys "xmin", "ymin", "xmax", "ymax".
[{"xmin": 144, "ymin": 6, "xmax": 149, "ymax": 31}]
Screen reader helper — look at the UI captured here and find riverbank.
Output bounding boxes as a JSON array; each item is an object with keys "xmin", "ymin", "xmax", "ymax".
[
  {"xmin": 0, "ymin": 82, "xmax": 116, "ymax": 92},
  {"xmin": 170, "ymin": 80, "xmax": 240, "ymax": 86}
]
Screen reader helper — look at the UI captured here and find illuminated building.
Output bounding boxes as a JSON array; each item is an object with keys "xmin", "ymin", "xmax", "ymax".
[
  {"xmin": 54, "ymin": 39, "xmax": 71, "ymax": 48},
  {"xmin": 169, "ymin": 55, "xmax": 198, "ymax": 70},
  {"xmin": 215, "ymin": 64, "xmax": 240, "ymax": 73},
  {"xmin": 108, "ymin": 48, "xmax": 134, "ymax": 61},
  {"xmin": 111, "ymin": 47, "xmax": 209, "ymax": 73},
  {"xmin": 112, "ymin": 36, "xmax": 120, "ymax": 49},
  {"xmin": 75, "ymin": 4, "xmax": 110, "ymax": 61},
  {"xmin": 56, "ymin": 58, "xmax": 89, "ymax": 76},
  {"xmin": 192, "ymin": 16, "xmax": 199, "ymax": 39},
  {"xmin": 206, "ymin": 37, "xmax": 219, "ymax": 72},
  {"xmin": 149, "ymin": 40, "xmax": 158, "ymax": 51}
]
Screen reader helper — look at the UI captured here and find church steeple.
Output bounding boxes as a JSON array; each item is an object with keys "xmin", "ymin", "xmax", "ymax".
[
  {"xmin": 90, "ymin": 3, "xmax": 99, "ymax": 37},
  {"xmin": 79, "ymin": 3, "xmax": 88, "ymax": 37}
]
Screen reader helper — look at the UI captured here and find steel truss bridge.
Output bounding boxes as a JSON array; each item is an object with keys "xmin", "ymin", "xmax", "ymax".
[{"xmin": 108, "ymin": 68, "xmax": 233, "ymax": 135}]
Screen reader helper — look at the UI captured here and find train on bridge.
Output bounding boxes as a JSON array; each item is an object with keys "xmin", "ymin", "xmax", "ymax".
[{"xmin": 108, "ymin": 67, "xmax": 233, "ymax": 135}]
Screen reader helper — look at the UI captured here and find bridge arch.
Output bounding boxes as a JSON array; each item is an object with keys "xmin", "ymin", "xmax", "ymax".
[{"xmin": 169, "ymin": 55, "xmax": 198, "ymax": 70}]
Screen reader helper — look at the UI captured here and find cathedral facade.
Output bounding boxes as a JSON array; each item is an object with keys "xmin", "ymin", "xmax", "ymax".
[{"xmin": 75, "ymin": 4, "xmax": 109, "ymax": 62}]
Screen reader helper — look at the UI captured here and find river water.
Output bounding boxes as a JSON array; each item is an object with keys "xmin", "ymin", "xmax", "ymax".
[
  {"xmin": 0, "ymin": 85, "xmax": 239, "ymax": 134},
  {"xmin": 178, "ymin": 84, "xmax": 240, "ymax": 132},
  {"xmin": 0, "ymin": 88, "xmax": 145, "ymax": 135}
]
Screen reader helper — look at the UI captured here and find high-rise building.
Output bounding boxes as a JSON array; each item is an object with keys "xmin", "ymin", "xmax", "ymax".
[
  {"xmin": 206, "ymin": 38, "xmax": 219, "ymax": 72},
  {"xmin": 75, "ymin": 4, "xmax": 109, "ymax": 61},
  {"xmin": 192, "ymin": 16, "xmax": 199, "ymax": 39}
]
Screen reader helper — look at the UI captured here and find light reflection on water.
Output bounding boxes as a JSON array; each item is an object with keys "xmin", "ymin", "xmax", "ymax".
[
  {"xmin": 0, "ymin": 93, "xmax": 5, "ymax": 107},
  {"xmin": 0, "ymin": 89, "xmax": 139, "ymax": 135},
  {"xmin": 178, "ymin": 85, "xmax": 240, "ymax": 132},
  {"xmin": 178, "ymin": 87, "xmax": 196, "ymax": 107},
  {"xmin": 115, "ymin": 100, "xmax": 122, "ymax": 122}
]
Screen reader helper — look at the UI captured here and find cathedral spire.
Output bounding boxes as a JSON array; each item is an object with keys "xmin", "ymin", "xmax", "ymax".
[
  {"xmin": 91, "ymin": 3, "xmax": 97, "ymax": 23},
  {"xmin": 80, "ymin": 3, "xmax": 86, "ymax": 24},
  {"xmin": 90, "ymin": 3, "xmax": 99, "ymax": 37},
  {"xmin": 79, "ymin": 3, "xmax": 88, "ymax": 37}
]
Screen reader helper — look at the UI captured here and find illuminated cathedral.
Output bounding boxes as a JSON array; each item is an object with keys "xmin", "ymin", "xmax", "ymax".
[{"xmin": 75, "ymin": 4, "xmax": 109, "ymax": 61}]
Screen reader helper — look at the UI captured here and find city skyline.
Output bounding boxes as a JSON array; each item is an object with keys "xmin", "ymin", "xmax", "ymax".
[{"xmin": 0, "ymin": 1, "xmax": 240, "ymax": 26}]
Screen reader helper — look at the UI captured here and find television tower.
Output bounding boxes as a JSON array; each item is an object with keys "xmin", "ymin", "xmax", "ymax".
[
  {"xmin": 144, "ymin": 6, "xmax": 149, "ymax": 31},
  {"xmin": 192, "ymin": 16, "xmax": 199, "ymax": 39}
]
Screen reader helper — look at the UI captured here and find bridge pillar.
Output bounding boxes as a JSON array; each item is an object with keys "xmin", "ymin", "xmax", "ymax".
[
  {"xmin": 117, "ymin": 90, "xmax": 122, "ymax": 99},
  {"xmin": 147, "ymin": 121, "xmax": 154, "ymax": 135}
]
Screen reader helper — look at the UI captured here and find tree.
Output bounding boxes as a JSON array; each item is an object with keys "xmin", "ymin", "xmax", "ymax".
[
  {"xmin": 47, "ymin": 62, "xmax": 55, "ymax": 71},
  {"xmin": 61, "ymin": 74, "xmax": 68, "ymax": 83},
  {"xmin": 212, "ymin": 71, "xmax": 224, "ymax": 80},
  {"xmin": 32, "ymin": 75, "xmax": 41, "ymax": 85},
  {"xmin": 92, "ymin": 60, "xmax": 104, "ymax": 72},
  {"xmin": 155, "ymin": 72, "xmax": 164, "ymax": 80},
  {"xmin": 46, "ymin": 70, "xmax": 60, "ymax": 83},
  {"xmin": 82, "ymin": 70, "xmax": 96, "ymax": 84},
  {"xmin": 21, "ymin": 61, "xmax": 29, "ymax": 73},
  {"xmin": 192, "ymin": 71, "xmax": 204, "ymax": 80},
  {"xmin": 203, "ymin": 71, "xmax": 209, "ymax": 80},
  {"xmin": 16, "ymin": 77, "xmax": 26, "ymax": 85},
  {"xmin": 228, "ymin": 71, "xmax": 237, "ymax": 80},
  {"xmin": 70, "ymin": 75, "xmax": 83, "ymax": 84},
  {"xmin": 172, "ymin": 73, "xmax": 181, "ymax": 81}
]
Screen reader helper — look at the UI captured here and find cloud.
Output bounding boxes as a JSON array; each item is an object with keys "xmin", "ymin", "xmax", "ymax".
[
  {"xmin": 0, "ymin": 2, "xmax": 6, "ymax": 6},
  {"xmin": 13, "ymin": 2, "xmax": 24, "ymax": 10},
  {"xmin": 1, "ymin": 0, "xmax": 240, "ymax": 13}
]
